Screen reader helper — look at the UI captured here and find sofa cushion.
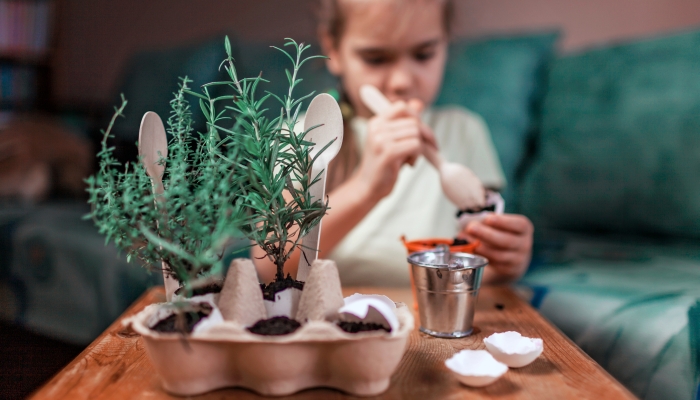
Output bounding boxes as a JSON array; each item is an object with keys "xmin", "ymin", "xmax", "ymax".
[
  {"xmin": 521, "ymin": 231, "xmax": 700, "ymax": 399},
  {"xmin": 520, "ymin": 30, "xmax": 700, "ymax": 238},
  {"xmin": 435, "ymin": 33, "xmax": 558, "ymax": 208}
]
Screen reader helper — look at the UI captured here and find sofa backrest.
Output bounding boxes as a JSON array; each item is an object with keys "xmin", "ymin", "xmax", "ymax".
[
  {"xmin": 519, "ymin": 29, "xmax": 700, "ymax": 239},
  {"xmin": 435, "ymin": 33, "xmax": 558, "ymax": 207},
  {"xmin": 110, "ymin": 38, "xmax": 227, "ymax": 143}
]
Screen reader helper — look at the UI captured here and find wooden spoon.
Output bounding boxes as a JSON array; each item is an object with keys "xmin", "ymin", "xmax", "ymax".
[
  {"xmin": 359, "ymin": 84, "xmax": 485, "ymax": 210},
  {"xmin": 296, "ymin": 93, "xmax": 344, "ymax": 281},
  {"xmin": 138, "ymin": 112, "xmax": 178, "ymax": 300},
  {"xmin": 138, "ymin": 112, "xmax": 168, "ymax": 196}
]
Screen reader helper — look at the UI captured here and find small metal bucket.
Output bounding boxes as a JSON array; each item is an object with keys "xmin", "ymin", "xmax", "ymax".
[{"xmin": 407, "ymin": 248, "xmax": 487, "ymax": 338}]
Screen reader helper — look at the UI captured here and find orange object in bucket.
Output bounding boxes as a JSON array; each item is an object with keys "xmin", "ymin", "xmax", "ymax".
[{"xmin": 401, "ymin": 236, "xmax": 479, "ymax": 310}]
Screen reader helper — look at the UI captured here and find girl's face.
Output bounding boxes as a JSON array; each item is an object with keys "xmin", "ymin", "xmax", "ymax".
[{"xmin": 322, "ymin": 0, "xmax": 448, "ymax": 118}]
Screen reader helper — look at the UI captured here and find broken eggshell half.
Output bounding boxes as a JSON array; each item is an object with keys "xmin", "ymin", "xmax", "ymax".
[
  {"xmin": 457, "ymin": 190, "xmax": 505, "ymax": 229},
  {"xmin": 343, "ymin": 293, "xmax": 396, "ymax": 309},
  {"xmin": 445, "ymin": 349, "xmax": 508, "ymax": 387},
  {"xmin": 339, "ymin": 294, "xmax": 399, "ymax": 333},
  {"xmin": 146, "ymin": 293, "xmax": 224, "ymax": 335},
  {"xmin": 192, "ymin": 303, "xmax": 224, "ymax": 335},
  {"xmin": 483, "ymin": 331, "xmax": 543, "ymax": 368}
]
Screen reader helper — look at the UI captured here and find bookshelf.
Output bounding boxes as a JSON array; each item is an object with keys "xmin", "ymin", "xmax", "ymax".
[{"xmin": 0, "ymin": 0, "xmax": 56, "ymax": 120}]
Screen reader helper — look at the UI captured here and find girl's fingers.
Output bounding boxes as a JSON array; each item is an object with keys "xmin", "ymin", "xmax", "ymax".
[
  {"xmin": 390, "ymin": 102, "xmax": 439, "ymax": 150},
  {"xmin": 420, "ymin": 123, "xmax": 439, "ymax": 150},
  {"xmin": 475, "ymin": 244, "xmax": 530, "ymax": 278},
  {"xmin": 382, "ymin": 101, "xmax": 413, "ymax": 119},
  {"xmin": 388, "ymin": 138, "xmax": 422, "ymax": 163},
  {"xmin": 375, "ymin": 118, "xmax": 421, "ymax": 138},
  {"xmin": 387, "ymin": 127, "xmax": 421, "ymax": 142},
  {"xmin": 368, "ymin": 117, "xmax": 420, "ymax": 140},
  {"xmin": 476, "ymin": 245, "xmax": 519, "ymax": 265},
  {"xmin": 483, "ymin": 214, "xmax": 534, "ymax": 235},
  {"xmin": 384, "ymin": 118, "xmax": 420, "ymax": 130},
  {"xmin": 407, "ymin": 98, "xmax": 424, "ymax": 114},
  {"xmin": 466, "ymin": 221, "xmax": 524, "ymax": 251}
]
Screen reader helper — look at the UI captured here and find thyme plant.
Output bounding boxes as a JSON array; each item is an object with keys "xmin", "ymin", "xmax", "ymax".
[
  {"xmin": 87, "ymin": 79, "xmax": 248, "ymax": 295},
  {"xmin": 87, "ymin": 37, "xmax": 332, "ymax": 294}
]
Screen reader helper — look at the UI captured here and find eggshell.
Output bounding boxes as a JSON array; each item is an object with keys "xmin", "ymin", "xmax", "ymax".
[
  {"xmin": 338, "ymin": 298, "xmax": 399, "ymax": 332},
  {"xmin": 343, "ymin": 293, "xmax": 396, "ymax": 309},
  {"xmin": 445, "ymin": 350, "xmax": 508, "ymax": 387},
  {"xmin": 145, "ymin": 293, "xmax": 224, "ymax": 335},
  {"xmin": 192, "ymin": 303, "xmax": 224, "ymax": 335},
  {"xmin": 457, "ymin": 191, "xmax": 505, "ymax": 229},
  {"xmin": 263, "ymin": 287, "xmax": 303, "ymax": 318},
  {"xmin": 483, "ymin": 331, "xmax": 544, "ymax": 368}
]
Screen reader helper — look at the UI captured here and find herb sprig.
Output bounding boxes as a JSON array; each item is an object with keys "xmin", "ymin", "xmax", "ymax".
[{"xmin": 87, "ymin": 37, "xmax": 331, "ymax": 293}]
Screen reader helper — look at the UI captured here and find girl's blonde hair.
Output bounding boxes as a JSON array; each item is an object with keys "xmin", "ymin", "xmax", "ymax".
[
  {"xmin": 317, "ymin": 0, "xmax": 454, "ymax": 192},
  {"xmin": 318, "ymin": 0, "xmax": 454, "ymax": 47}
]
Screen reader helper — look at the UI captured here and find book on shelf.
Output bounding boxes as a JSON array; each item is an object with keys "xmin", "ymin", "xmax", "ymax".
[{"xmin": 0, "ymin": 0, "xmax": 54, "ymax": 59}]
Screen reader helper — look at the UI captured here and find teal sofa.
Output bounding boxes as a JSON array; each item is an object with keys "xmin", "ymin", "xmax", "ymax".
[
  {"xmin": 1, "ymin": 30, "xmax": 699, "ymax": 400},
  {"xmin": 516, "ymin": 30, "xmax": 700, "ymax": 400}
]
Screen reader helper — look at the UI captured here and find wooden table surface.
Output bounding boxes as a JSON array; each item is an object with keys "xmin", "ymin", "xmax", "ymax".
[{"xmin": 31, "ymin": 286, "xmax": 635, "ymax": 400}]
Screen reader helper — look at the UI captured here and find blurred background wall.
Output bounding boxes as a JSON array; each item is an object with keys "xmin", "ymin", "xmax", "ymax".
[{"xmin": 53, "ymin": 0, "xmax": 700, "ymax": 109}]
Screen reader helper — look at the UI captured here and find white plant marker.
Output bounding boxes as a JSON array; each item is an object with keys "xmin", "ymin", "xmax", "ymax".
[
  {"xmin": 138, "ymin": 112, "xmax": 179, "ymax": 301},
  {"xmin": 296, "ymin": 94, "xmax": 343, "ymax": 281},
  {"xmin": 359, "ymin": 84, "xmax": 486, "ymax": 210}
]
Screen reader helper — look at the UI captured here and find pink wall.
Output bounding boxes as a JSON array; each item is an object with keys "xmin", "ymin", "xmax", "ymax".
[
  {"xmin": 454, "ymin": 0, "xmax": 700, "ymax": 50},
  {"xmin": 53, "ymin": 0, "xmax": 318, "ymax": 108},
  {"xmin": 52, "ymin": 0, "xmax": 700, "ymax": 107}
]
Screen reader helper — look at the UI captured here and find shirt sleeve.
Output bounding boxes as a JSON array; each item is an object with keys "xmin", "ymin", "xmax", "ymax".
[{"xmin": 432, "ymin": 106, "xmax": 506, "ymax": 190}]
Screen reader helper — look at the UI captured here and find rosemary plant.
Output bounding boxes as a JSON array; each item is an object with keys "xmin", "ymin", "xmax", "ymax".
[
  {"xmin": 191, "ymin": 37, "xmax": 331, "ymax": 283},
  {"xmin": 87, "ymin": 37, "xmax": 332, "ymax": 295}
]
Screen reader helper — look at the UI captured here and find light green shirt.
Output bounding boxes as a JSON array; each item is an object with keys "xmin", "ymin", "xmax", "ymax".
[{"xmin": 329, "ymin": 106, "xmax": 506, "ymax": 287}]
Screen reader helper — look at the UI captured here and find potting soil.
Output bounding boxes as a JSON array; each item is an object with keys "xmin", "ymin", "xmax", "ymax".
[
  {"xmin": 260, "ymin": 274, "xmax": 304, "ymax": 301},
  {"xmin": 247, "ymin": 316, "xmax": 302, "ymax": 335},
  {"xmin": 337, "ymin": 321, "xmax": 391, "ymax": 333},
  {"xmin": 152, "ymin": 307, "xmax": 211, "ymax": 333}
]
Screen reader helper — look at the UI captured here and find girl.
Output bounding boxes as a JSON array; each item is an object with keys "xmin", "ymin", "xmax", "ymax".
[{"xmin": 253, "ymin": 0, "xmax": 534, "ymax": 286}]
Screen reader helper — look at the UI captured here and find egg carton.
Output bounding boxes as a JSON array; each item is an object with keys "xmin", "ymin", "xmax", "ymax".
[{"xmin": 125, "ymin": 259, "xmax": 413, "ymax": 397}]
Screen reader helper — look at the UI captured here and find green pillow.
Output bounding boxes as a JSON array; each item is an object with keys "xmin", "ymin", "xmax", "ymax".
[
  {"xmin": 435, "ymin": 33, "xmax": 559, "ymax": 209},
  {"xmin": 520, "ymin": 30, "xmax": 700, "ymax": 239},
  {"xmin": 110, "ymin": 37, "xmax": 228, "ymax": 143}
]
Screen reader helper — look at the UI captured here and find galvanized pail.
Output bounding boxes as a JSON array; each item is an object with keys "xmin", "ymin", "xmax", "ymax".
[{"xmin": 407, "ymin": 248, "xmax": 487, "ymax": 338}]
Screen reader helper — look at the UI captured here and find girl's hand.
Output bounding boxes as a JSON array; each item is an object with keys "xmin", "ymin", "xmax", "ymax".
[
  {"xmin": 460, "ymin": 214, "xmax": 534, "ymax": 284},
  {"xmin": 351, "ymin": 101, "xmax": 427, "ymax": 201}
]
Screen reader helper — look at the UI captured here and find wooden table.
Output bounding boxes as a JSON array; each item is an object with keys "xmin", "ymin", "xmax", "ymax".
[{"xmin": 31, "ymin": 286, "xmax": 635, "ymax": 399}]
